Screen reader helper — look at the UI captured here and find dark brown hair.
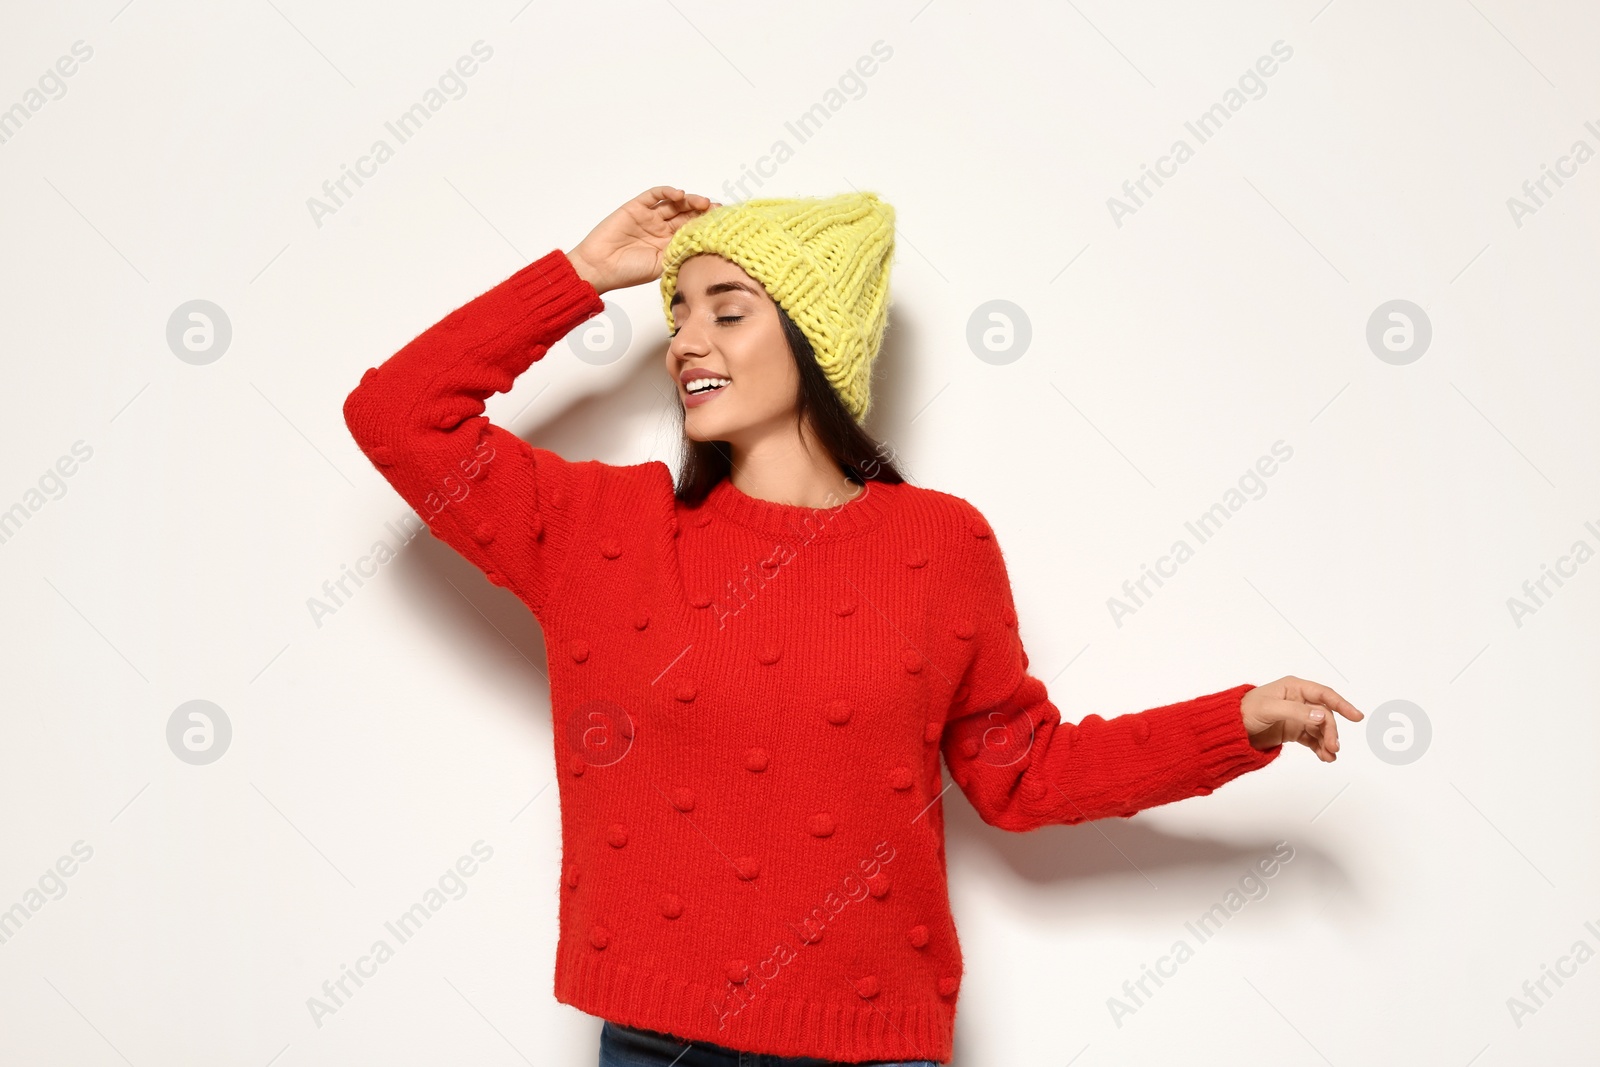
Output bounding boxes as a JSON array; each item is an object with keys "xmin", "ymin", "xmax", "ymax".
[{"xmin": 672, "ymin": 301, "xmax": 905, "ymax": 505}]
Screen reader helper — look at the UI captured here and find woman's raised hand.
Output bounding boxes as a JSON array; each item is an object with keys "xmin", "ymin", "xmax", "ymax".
[
  {"xmin": 1240, "ymin": 675, "xmax": 1364, "ymax": 762},
  {"xmin": 566, "ymin": 186, "xmax": 722, "ymax": 295}
]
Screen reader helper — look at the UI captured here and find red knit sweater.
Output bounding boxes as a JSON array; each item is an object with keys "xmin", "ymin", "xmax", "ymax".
[{"xmin": 341, "ymin": 248, "xmax": 1282, "ymax": 1064}]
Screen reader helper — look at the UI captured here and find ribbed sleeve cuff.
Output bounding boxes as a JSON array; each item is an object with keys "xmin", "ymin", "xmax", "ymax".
[
  {"xmin": 501, "ymin": 248, "xmax": 608, "ymax": 353},
  {"xmin": 1187, "ymin": 682, "xmax": 1281, "ymax": 791}
]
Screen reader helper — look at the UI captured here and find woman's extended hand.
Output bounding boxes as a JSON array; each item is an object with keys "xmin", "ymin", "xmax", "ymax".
[
  {"xmin": 566, "ymin": 185, "xmax": 722, "ymax": 295},
  {"xmin": 1241, "ymin": 675, "xmax": 1364, "ymax": 762}
]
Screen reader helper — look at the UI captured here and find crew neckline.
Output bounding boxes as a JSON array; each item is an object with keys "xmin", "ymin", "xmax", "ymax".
[{"xmin": 705, "ymin": 475, "xmax": 895, "ymax": 543}]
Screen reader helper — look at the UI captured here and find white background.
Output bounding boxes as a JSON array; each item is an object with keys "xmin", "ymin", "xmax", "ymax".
[{"xmin": 2, "ymin": 1, "xmax": 1598, "ymax": 1064}]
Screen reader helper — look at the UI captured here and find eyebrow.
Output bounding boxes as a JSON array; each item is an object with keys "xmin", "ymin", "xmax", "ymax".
[{"xmin": 670, "ymin": 280, "xmax": 763, "ymax": 306}]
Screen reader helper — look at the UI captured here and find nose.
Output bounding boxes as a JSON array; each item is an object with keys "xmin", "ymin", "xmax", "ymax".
[{"xmin": 669, "ymin": 319, "xmax": 708, "ymax": 360}]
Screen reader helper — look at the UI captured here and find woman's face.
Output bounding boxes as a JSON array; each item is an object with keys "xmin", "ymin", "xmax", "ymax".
[{"xmin": 665, "ymin": 253, "xmax": 800, "ymax": 444}]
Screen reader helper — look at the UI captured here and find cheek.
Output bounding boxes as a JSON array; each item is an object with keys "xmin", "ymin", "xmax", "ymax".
[
  {"xmin": 729, "ymin": 339, "xmax": 796, "ymax": 407},
  {"xmin": 748, "ymin": 364, "xmax": 797, "ymax": 410}
]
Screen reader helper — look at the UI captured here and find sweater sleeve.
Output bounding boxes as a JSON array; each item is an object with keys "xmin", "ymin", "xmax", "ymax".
[
  {"xmin": 939, "ymin": 509, "xmax": 1282, "ymax": 833},
  {"xmin": 342, "ymin": 248, "xmax": 608, "ymax": 617}
]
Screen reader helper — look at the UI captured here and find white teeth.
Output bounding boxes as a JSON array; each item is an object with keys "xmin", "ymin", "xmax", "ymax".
[{"xmin": 686, "ymin": 377, "xmax": 731, "ymax": 394}]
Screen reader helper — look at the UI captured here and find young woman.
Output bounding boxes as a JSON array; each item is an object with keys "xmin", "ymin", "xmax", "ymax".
[{"xmin": 343, "ymin": 185, "xmax": 1362, "ymax": 1066}]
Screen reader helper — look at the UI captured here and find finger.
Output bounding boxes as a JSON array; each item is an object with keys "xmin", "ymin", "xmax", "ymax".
[
  {"xmin": 1279, "ymin": 699, "xmax": 1333, "ymax": 744},
  {"xmin": 1306, "ymin": 719, "xmax": 1334, "ymax": 762},
  {"xmin": 1292, "ymin": 681, "xmax": 1356, "ymax": 723},
  {"xmin": 639, "ymin": 185, "xmax": 684, "ymax": 205},
  {"xmin": 638, "ymin": 189, "xmax": 694, "ymax": 223},
  {"xmin": 1286, "ymin": 681, "xmax": 1363, "ymax": 723},
  {"xmin": 1311, "ymin": 701, "xmax": 1338, "ymax": 755},
  {"xmin": 655, "ymin": 193, "xmax": 715, "ymax": 223},
  {"xmin": 662, "ymin": 207, "xmax": 719, "ymax": 240},
  {"xmin": 1296, "ymin": 726, "xmax": 1329, "ymax": 762}
]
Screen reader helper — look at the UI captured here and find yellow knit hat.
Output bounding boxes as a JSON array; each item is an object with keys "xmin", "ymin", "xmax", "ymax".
[{"xmin": 659, "ymin": 190, "xmax": 895, "ymax": 423}]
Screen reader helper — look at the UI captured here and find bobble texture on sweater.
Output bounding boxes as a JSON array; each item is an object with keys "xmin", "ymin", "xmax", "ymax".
[{"xmin": 341, "ymin": 248, "xmax": 1282, "ymax": 1064}]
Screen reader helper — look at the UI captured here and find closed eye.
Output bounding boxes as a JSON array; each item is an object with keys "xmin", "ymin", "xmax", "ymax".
[{"xmin": 671, "ymin": 315, "xmax": 744, "ymax": 337}]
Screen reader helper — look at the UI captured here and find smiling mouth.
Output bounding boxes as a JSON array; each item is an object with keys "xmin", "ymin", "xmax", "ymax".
[{"xmin": 685, "ymin": 378, "xmax": 732, "ymax": 398}]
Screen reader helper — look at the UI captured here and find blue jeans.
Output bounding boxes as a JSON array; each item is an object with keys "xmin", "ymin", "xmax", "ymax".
[{"xmin": 598, "ymin": 1019, "xmax": 941, "ymax": 1066}]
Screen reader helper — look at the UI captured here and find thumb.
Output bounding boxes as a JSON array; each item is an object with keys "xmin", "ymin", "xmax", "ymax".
[{"xmin": 1283, "ymin": 699, "xmax": 1329, "ymax": 744}]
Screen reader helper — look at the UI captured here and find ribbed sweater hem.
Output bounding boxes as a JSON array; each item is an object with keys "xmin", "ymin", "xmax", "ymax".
[
  {"xmin": 1188, "ymin": 683, "xmax": 1281, "ymax": 786},
  {"xmin": 554, "ymin": 933, "xmax": 955, "ymax": 1064}
]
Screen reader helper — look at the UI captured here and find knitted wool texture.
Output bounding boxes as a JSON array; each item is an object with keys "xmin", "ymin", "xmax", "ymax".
[
  {"xmin": 659, "ymin": 190, "xmax": 895, "ymax": 422},
  {"xmin": 342, "ymin": 248, "xmax": 1283, "ymax": 1063}
]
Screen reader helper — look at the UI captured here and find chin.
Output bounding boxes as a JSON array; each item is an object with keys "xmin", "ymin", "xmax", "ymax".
[
  {"xmin": 682, "ymin": 417, "xmax": 726, "ymax": 443},
  {"xmin": 684, "ymin": 409, "xmax": 744, "ymax": 441}
]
